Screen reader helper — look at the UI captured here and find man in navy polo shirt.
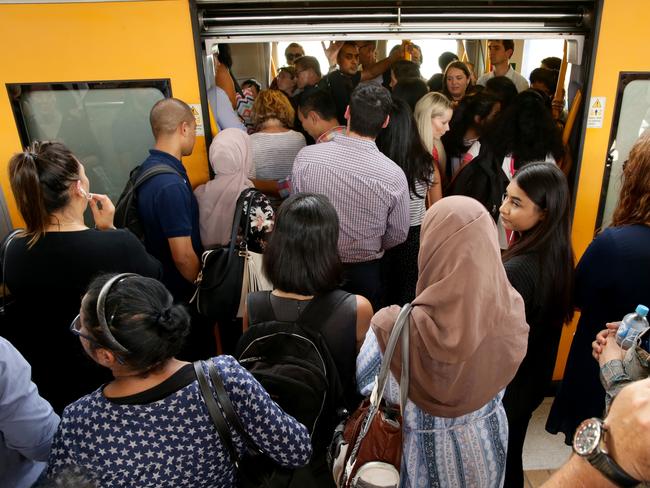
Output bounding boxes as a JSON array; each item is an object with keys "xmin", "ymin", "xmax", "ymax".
[{"xmin": 137, "ymin": 98, "xmax": 202, "ymax": 302}]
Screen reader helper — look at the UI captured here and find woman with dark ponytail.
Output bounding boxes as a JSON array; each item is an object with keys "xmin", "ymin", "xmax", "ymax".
[
  {"xmin": 498, "ymin": 162, "xmax": 575, "ymax": 487},
  {"xmin": 5, "ymin": 141, "xmax": 162, "ymax": 413},
  {"xmin": 47, "ymin": 273, "xmax": 311, "ymax": 487}
]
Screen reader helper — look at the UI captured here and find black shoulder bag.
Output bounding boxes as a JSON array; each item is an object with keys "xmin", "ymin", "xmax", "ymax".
[
  {"xmin": 191, "ymin": 190, "xmax": 256, "ymax": 320},
  {"xmin": 193, "ymin": 360, "xmax": 293, "ymax": 488}
]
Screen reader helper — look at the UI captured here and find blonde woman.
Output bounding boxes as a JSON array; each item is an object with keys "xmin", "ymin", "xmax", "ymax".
[{"xmin": 414, "ymin": 92, "xmax": 453, "ymax": 199}]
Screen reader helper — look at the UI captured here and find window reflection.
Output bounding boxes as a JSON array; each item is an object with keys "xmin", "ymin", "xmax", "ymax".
[
  {"xmin": 602, "ymin": 79, "xmax": 650, "ymax": 227},
  {"xmin": 8, "ymin": 82, "xmax": 169, "ymax": 206}
]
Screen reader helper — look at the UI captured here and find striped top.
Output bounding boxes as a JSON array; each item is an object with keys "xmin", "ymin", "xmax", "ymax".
[
  {"xmin": 409, "ymin": 179, "xmax": 428, "ymax": 227},
  {"xmin": 249, "ymin": 130, "xmax": 306, "ymax": 180},
  {"xmin": 292, "ymin": 134, "xmax": 410, "ymax": 263}
]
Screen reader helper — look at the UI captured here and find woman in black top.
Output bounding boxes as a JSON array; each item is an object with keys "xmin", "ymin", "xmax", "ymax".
[
  {"xmin": 241, "ymin": 193, "xmax": 373, "ymax": 487},
  {"xmin": 4, "ymin": 141, "xmax": 162, "ymax": 413},
  {"xmin": 498, "ymin": 162, "xmax": 574, "ymax": 487}
]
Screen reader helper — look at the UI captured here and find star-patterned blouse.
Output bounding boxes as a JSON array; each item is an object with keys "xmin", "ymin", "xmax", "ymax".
[{"xmin": 47, "ymin": 356, "xmax": 311, "ymax": 487}]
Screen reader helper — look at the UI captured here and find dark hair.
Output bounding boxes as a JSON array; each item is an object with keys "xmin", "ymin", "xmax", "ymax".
[
  {"xmin": 502, "ymin": 163, "xmax": 574, "ymax": 325},
  {"xmin": 263, "ymin": 193, "xmax": 342, "ymax": 295},
  {"xmin": 529, "ymin": 67, "xmax": 558, "ymax": 94},
  {"xmin": 491, "ymin": 39, "xmax": 515, "ymax": 53},
  {"xmin": 426, "ymin": 73, "xmax": 443, "ymax": 93},
  {"xmin": 391, "ymin": 60, "xmax": 421, "ymax": 83},
  {"xmin": 441, "ymin": 60, "xmax": 472, "ymax": 99},
  {"xmin": 392, "ymin": 78, "xmax": 429, "ymax": 112},
  {"xmin": 484, "ymin": 76, "xmax": 518, "ymax": 110},
  {"xmin": 438, "ymin": 51, "xmax": 459, "ymax": 71},
  {"xmin": 216, "ymin": 43, "xmax": 233, "ymax": 68},
  {"xmin": 298, "ymin": 88, "xmax": 337, "ymax": 121},
  {"xmin": 285, "ymin": 42, "xmax": 304, "ymax": 54},
  {"xmin": 442, "ymin": 91, "xmax": 500, "ymax": 160},
  {"xmin": 8, "ymin": 141, "xmax": 80, "ymax": 247},
  {"xmin": 483, "ymin": 90, "xmax": 563, "ymax": 167},
  {"xmin": 337, "ymin": 41, "xmax": 359, "ymax": 63},
  {"xmin": 541, "ymin": 56, "xmax": 562, "ymax": 71},
  {"xmin": 81, "ymin": 274, "xmax": 191, "ymax": 370},
  {"xmin": 294, "ymin": 55, "xmax": 322, "ymax": 78},
  {"xmin": 376, "ymin": 98, "xmax": 433, "ymax": 198},
  {"xmin": 242, "ymin": 79, "xmax": 261, "ymax": 93},
  {"xmin": 348, "ymin": 84, "xmax": 392, "ymax": 137}
]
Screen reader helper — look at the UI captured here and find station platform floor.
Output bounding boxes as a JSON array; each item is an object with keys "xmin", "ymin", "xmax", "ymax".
[{"xmin": 522, "ymin": 397, "xmax": 572, "ymax": 487}]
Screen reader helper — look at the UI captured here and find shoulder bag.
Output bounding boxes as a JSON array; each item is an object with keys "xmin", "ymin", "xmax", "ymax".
[
  {"xmin": 192, "ymin": 190, "xmax": 271, "ymax": 320},
  {"xmin": 193, "ymin": 360, "xmax": 293, "ymax": 488},
  {"xmin": 329, "ymin": 303, "xmax": 412, "ymax": 488}
]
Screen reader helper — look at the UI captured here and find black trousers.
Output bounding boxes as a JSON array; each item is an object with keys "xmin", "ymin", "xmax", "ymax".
[{"xmin": 341, "ymin": 258, "xmax": 384, "ymax": 312}]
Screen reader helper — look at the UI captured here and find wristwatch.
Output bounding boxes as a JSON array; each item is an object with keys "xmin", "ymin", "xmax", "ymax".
[{"xmin": 573, "ymin": 417, "xmax": 640, "ymax": 487}]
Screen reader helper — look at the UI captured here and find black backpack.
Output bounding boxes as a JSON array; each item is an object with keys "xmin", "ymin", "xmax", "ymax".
[
  {"xmin": 114, "ymin": 164, "xmax": 182, "ymax": 241},
  {"xmin": 446, "ymin": 142, "xmax": 509, "ymax": 222},
  {"xmin": 236, "ymin": 290, "xmax": 349, "ymax": 449}
]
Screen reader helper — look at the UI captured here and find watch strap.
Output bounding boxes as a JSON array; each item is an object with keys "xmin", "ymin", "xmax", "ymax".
[{"xmin": 590, "ymin": 451, "xmax": 640, "ymax": 487}]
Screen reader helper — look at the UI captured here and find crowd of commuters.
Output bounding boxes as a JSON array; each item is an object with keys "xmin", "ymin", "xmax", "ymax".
[{"xmin": 2, "ymin": 37, "xmax": 650, "ymax": 488}]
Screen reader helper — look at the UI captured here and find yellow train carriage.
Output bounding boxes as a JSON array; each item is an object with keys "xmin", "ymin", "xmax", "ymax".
[{"xmin": 0, "ymin": 0, "xmax": 646, "ymax": 378}]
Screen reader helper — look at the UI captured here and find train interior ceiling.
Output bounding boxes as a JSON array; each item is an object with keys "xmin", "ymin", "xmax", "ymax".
[{"xmin": 198, "ymin": 0, "xmax": 596, "ymax": 185}]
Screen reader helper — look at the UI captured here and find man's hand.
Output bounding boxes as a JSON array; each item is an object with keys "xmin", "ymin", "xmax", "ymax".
[
  {"xmin": 322, "ymin": 41, "xmax": 344, "ymax": 68},
  {"xmin": 606, "ymin": 377, "xmax": 650, "ymax": 481}
]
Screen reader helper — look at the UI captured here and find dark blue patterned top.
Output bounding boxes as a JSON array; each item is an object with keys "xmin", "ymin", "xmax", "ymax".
[{"xmin": 47, "ymin": 356, "xmax": 311, "ymax": 487}]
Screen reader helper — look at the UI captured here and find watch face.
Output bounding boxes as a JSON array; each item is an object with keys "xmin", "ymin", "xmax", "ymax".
[{"xmin": 573, "ymin": 418, "xmax": 602, "ymax": 456}]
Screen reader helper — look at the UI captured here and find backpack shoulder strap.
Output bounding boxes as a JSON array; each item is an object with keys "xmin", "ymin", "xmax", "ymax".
[
  {"xmin": 246, "ymin": 291, "xmax": 274, "ymax": 326},
  {"xmin": 133, "ymin": 164, "xmax": 182, "ymax": 189}
]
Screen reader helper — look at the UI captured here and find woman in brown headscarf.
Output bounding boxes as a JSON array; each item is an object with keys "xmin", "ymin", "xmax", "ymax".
[{"xmin": 356, "ymin": 195, "xmax": 529, "ymax": 488}]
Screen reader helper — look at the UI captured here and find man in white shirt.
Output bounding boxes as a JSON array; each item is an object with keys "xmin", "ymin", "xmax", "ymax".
[{"xmin": 477, "ymin": 40, "xmax": 529, "ymax": 93}]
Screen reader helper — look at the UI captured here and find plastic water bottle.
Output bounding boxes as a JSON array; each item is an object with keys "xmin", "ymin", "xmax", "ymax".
[{"xmin": 616, "ymin": 304, "xmax": 650, "ymax": 350}]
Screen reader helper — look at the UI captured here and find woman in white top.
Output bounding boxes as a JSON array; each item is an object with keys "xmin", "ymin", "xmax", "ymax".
[{"xmin": 250, "ymin": 89, "xmax": 306, "ymax": 181}]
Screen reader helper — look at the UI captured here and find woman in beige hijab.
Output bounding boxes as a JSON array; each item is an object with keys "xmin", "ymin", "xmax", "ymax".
[
  {"xmin": 194, "ymin": 128, "xmax": 274, "ymax": 252},
  {"xmin": 356, "ymin": 196, "xmax": 529, "ymax": 488}
]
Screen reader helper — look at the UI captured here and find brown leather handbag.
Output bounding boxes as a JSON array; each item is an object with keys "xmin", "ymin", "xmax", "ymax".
[{"xmin": 330, "ymin": 304, "xmax": 411, "ymax": 488}]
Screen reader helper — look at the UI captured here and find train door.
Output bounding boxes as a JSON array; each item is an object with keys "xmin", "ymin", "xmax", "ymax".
[{"xmin": 192, "ymin": 0, "xmax": 598, "ymax": 380}]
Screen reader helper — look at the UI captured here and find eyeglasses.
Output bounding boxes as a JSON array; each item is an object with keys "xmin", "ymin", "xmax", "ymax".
[
  {"xmin": 70, "ymin": 313, "xmax": 125, "ymax": 364},
  {"xmin": 70, "ymin": 314, "xmax": 104, "ymax": 347},
  {"xmin": 286, "ymin": 53, "xmax": 303, "ymax": 60}
]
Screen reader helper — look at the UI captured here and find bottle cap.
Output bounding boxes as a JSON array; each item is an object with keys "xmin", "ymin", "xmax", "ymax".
[{"xmin": 636, "ymin": 304, "xmax": 649, "ymax": 317}]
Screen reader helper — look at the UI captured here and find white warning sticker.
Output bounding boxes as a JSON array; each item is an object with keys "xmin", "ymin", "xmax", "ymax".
[
  {"xmin": 587, "ymin": 97, "xmax": 606, "ymax": 128},
  {"xmin": 189, "ymin": 104, "xmax": 205, "ymax": 136}
]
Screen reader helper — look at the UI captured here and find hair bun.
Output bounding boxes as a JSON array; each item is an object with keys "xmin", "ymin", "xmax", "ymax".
[{"xmin": 154, "ymin": 304, "xmax": 191, "ymax": 342}]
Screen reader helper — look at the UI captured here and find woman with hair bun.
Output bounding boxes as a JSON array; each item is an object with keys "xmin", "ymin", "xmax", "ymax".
[
  {"xmin": 47, "ymin": 273, "xmax": 311, "ymax": 487},
  {"xmin": 5, "ymin": 140, "xmax": 162, "ymax": 413}
]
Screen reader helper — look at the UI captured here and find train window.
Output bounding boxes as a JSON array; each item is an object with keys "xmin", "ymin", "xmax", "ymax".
[
  {"xmin": 6, "ymin": 80, "xmax": 170, "ymax": 204},
  {"xmin": 596, "ymin": 73, "xmax": 650, "ymax": 228}
]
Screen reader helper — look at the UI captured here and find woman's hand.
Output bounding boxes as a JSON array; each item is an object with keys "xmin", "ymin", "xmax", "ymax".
[
  {"xmin": 88, "ymin": 193, "xmax": 116, "ymax": 230},
  {"xmin": 595, "ymin": 330, "xmax": 625, "ymax": 368}
]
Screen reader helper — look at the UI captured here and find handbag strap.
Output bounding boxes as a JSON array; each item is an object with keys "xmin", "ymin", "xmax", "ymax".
[
  {"xmin": 205, "ymin": 359, "xmax": 261, "ymax": 455},
  {"xmin": 343, "ymin": 303, "xmax": 411, "ymax": 485},
  {"xmin": 372, "ymin": 303, "xmax": 412, "ymax": 413},
  {"xmin": 228, "ymin": 189, "xmax": 257, "ymax": 255},
  {"xmin": 0, "ymin": 229, "xmax": 22, "ymax": 315},
  {"xmin": 193, "ymin": 361, "xmax": 242, "ymax": 468}
]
